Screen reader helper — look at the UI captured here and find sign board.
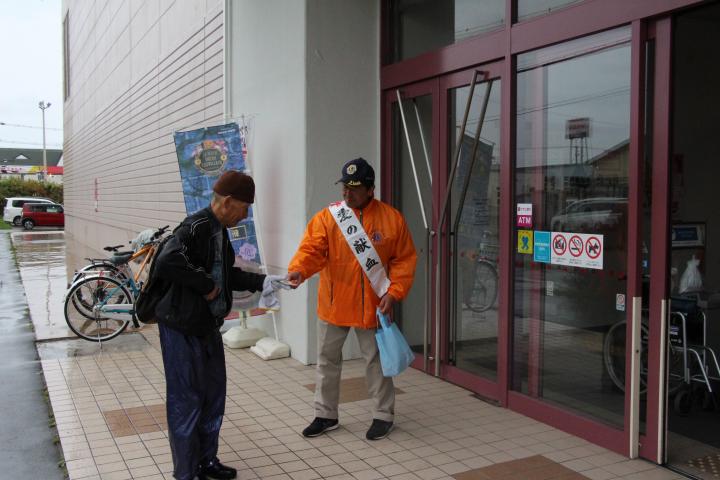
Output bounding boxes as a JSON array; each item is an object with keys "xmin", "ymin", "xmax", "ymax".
[
  {"xmin": 173, "ymin": 123, "xmax": 262, "ymax": 310},
  {"xmin": 550, "ymin": 231, "xmax": 603, "ymax": 269},
  {"xmin": 616, "ymin": 293, "xmax": 626, "ymax": 312},
  {"xmin": 565, "ymin": 117, "xmax": 590, "ymax": 139},
  {"xmin": 671, "ymin": 224, "xmax": 705, "ymax": 247},
  {"xmin": 517, "ymin": 203, "xmax": 533, "ymax": 228},
  {"xmin": 533, "ymin": 231, "xmax": 551, "ymax": 263},
  {"xmin": 518, "ymin": 230, "xmax": 533, "ymax": 254}
]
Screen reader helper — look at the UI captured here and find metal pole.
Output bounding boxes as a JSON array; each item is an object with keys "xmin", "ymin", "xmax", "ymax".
[
  {"xmin": 395, "ymin": 88, "xmax": 432, "ymax": 372},
  {"xmin": 434, "ymin": 70, "xmax": 485, "ymax": 376},
  {"xmin": 412, "ymin": 99, "xmax": 432, "ymax": 184},
  {"xmin": 395, "ymin": 90, "xmax": 428, "ymax": 230},
  {"xmin": 39, "ymin": 101, "xmax": 51, "ymax": 180}
]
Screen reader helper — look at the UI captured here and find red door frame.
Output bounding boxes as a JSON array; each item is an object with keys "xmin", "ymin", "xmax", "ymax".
[
  {"xmin": 381, "ymin": 0, "xmax": 700, "ymax": 459},
  {"xmin": 382, "ymin": 78, "xmax": 441, "ymax": 373},
  {"xmin": 639, "ymin": 16, "xmax": 674, "ymax": 464}
]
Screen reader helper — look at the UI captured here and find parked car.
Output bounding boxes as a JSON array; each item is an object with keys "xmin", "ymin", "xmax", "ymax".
[
  {"xmin": 550, "ymin": 197, "xmax": 627, "ymax": 232},
  {"xmin": 21, "ymin": 203, "xmax": 65, "ymax": 230},
  {"xmin": 3, "ymin": 197, "xmax": 57, "ymax": 226}
]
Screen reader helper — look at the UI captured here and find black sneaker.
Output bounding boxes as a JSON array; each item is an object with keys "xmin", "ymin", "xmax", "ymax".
[
  {"xmin": 302, "ymin": 417, "xmax": 339, "ymax": 437},
  {"xmin": 198, "ymin": 457, "xmax": 237, "ymax": 480},
  {"xmin": 366, "ymin": 419, "xmax": 393, "ymax": 440}
]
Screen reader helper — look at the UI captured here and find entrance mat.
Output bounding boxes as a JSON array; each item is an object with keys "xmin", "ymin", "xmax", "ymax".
[
  {"xmin": 687, "ymin": 453, "xmax": 720, "ymax": 478},
  {"xmin": 304, "ymin": 377, "xmax": 404, "ymax": 404},
  {"xmin": 452, "ymin": 455, "xmax": 590, "ymax": 479},
  {"xmin": 103, "ymin": 403, "xmax": 167, "ymax": 437}
]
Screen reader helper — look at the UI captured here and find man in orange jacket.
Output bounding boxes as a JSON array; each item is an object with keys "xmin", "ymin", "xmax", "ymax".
[{"xmin": 287, "ymin": 157, "xmax": 417, "ymax": 441}]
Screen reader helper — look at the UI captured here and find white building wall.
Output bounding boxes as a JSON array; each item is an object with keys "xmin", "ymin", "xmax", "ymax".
[
  {"xmin": 62, "ymin": 0, "xmax": 225, "ymax": 250},
  {"xmin": 227, "ymin": 0, "xmax": 380, "ymax": 364}
]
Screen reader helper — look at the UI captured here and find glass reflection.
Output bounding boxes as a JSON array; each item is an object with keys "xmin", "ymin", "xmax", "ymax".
[
  {"xmin": 449, "ymin": 80, "xmax": 502, "ymax": 381},
  {"xmin": 392, "ymin": 95, "xmax": 433, "ymax": 352},
  {"xmin": 517, "ymin": 0, "xmax": 585, "ymax": 22},
  {"xmin": 513, "ymin": 27, "xmax": 631, "ymax": 428},
  {"xmin": 389, "ymin": 0, "xmax": 505, "ymax": 63}
]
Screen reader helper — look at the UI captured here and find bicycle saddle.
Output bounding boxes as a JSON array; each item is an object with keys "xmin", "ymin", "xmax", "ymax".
[
  {"xmin": 104, "ymin": 244, "xmax": 125, "ymax": 252},
  {"xmin": 109, "ymin": 252, "xmax": 134, "ymax": 265}
]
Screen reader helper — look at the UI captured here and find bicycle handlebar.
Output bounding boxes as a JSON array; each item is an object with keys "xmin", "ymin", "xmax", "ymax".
[{"xmin": 153, "ymin": 225, "xmax": 170, "ymax": 239}]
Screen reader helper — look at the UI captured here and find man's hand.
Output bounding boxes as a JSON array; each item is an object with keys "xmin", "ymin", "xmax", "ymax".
[
  {"xmin": 204, "ymin": 286, "xmax": 220, "ymax": 301},
  {"xmin": 287, "ymin": 271, "xmax": 303, "ymax": 289},
  {"xmin": 378, "ymin": 294, "xmax": 395, "ymax": 316}
]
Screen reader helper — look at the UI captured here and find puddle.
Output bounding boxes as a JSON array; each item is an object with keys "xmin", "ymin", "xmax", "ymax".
[
  {"xmin": 36, "ymin": 332, "xmax": 150, "ymax": 360},
  {"xmin": 9, "ymin": 230, "xmax": 70, "ymax": 340}
]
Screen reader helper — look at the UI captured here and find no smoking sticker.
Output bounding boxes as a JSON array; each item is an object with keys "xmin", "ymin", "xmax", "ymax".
[{"xmin": 569, "ymin": 235, "xmax": 583, "ymax": 258}]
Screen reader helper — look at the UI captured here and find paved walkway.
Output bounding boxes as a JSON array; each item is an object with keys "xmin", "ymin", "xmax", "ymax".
[
  {"xmin": 15, "ymin": 230, "xmax": 685, "ymax": 480},
  {"xmin": 0, "ymin": 231, "xmax": 65, "ymax": 479}
]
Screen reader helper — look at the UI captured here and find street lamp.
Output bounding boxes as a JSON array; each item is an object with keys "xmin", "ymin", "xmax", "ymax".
[{"xmin": 38, "ymin": 101, "xmax": 51, "ymax": 180}]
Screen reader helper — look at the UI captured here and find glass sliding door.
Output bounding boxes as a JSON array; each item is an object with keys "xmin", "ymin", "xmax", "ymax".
[
  {"xmin": 512, "ymin": 26, "xmax": 632, "ymax": 428},
  {"xmin": 445, "ymin": 67, "xmax": 503, "ymax": 386},
  {"xmin": 389, "ymin": 81, "xmax": 437, "ymax": 366}
]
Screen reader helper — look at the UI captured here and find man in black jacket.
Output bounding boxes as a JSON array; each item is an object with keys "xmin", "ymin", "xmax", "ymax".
[{"xmin": 154, "ymin": 170, "xmax": 280, "ymax": 480}]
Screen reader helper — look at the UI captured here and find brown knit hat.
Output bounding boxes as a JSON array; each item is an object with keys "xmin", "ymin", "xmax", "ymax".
[{"xmin": 213, "ymin": 170, "xmax": 255, "ymax": 203}]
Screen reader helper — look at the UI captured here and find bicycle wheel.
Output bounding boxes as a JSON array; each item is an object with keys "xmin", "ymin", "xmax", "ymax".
[
  {"xmin": 64, "ymin": 275, "xmax": 132, "ymax": 342},
  {"xmin": 603, "ymin": 321, "xmax": 650, "ymax": 394},
  {"xmin": 71, "ymin": 262, "xmax": 129, "ymax": 286},
  {"xmin": 465, "ymin": 260, "xmax": 498, "ymax": 313}
]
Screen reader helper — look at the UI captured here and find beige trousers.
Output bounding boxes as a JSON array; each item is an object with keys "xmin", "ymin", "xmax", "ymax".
[{"xmin": 314, "ymin": 320, "xmax": 395, "ymax": 422}]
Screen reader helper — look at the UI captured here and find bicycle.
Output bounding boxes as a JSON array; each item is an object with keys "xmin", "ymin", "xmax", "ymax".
[
  {"xmin": 462, "ymin": 237, "xmax": 499, "ymax": 313},
  {"xmin": 69, "ymin": 225, "xmax": 169, "ymax": 286},
  {"xmin": 64, "ymin": 226, "xmax": 169, "ymax": 342}
]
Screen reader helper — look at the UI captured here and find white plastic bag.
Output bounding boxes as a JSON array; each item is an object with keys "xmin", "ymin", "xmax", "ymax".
[{"xmin": 679, "ymin": 255, "xmax": 703, "ymax": 294}]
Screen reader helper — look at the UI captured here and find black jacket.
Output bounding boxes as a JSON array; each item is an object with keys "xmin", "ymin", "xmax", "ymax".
[{"xmin": 153, "ymin": 207, "xmax": 265, "ymax": 336}]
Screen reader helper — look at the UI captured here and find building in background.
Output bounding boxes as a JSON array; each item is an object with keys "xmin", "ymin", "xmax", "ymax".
[
  {"xmin": 0, "ymin": 148, "xmax": 63, "ymax": 183},
  {"xmin": 62, "ymin": 0, "xmax": 720, "ymax": 473}
]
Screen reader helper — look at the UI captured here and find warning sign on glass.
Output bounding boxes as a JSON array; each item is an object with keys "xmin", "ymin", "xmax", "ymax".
[{"xmin": 550, "ymin": 231, "xmax": 603, "ymax": 270}]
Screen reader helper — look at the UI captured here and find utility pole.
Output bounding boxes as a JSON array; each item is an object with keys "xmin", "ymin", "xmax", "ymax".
[{"xmin": 38, "ymin": 101, "xmax": 51, "ymax": 180}]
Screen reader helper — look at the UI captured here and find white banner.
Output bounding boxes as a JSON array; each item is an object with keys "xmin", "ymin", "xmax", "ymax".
[{"xmin": 328, "ymin": 201, "xmax": 390, "ymax": 298}]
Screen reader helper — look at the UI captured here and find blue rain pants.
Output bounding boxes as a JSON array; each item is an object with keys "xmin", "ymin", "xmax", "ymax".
[{"xmin": 159, "ymin": 323, "xmax": 226, "ymax": 480}]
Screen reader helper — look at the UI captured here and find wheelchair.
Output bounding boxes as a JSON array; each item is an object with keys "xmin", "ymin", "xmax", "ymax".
[{"xmin": 668, "ymin": 295, "xmax": 720, "ymax": 414}]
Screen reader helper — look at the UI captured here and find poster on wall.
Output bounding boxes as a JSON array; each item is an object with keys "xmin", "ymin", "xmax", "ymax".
[{"xmin": 173, "ymin": 122, "xmax": 262, "ymax": 309}]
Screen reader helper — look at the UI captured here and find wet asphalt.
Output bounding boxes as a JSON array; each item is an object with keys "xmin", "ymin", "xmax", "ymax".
[{"xmin": 0, "ymin": 230, "xmax": 65, "ymax": 479}]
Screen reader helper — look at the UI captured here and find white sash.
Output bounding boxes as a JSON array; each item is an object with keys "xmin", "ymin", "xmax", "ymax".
[{"xmin": 328, "ymin": 201, "xmax": 390, "ymax": 298}]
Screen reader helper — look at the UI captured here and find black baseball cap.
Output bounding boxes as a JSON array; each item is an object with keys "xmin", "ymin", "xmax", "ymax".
[{"xmin": 337, "ymin": 157, "xmax": 375, "ymax": 187}]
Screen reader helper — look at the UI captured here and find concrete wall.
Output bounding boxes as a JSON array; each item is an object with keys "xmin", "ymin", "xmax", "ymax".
[
  {"xmin": 62, "ymin": 0, "xmax": 225, "ymax": 248},
  {"xmin": 227, "ymin": 0, "xmax": 380, "ymax": 364}
]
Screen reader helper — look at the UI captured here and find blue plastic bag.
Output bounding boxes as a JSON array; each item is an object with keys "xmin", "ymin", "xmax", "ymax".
[{"xmin": 375, "ymin": 308, "xmax": 415, "ymax": 377}]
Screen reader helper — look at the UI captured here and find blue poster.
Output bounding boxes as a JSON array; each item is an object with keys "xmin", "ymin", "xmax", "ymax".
[
  {"xmin": 173, "ymin": 123, "xmax": 262, "ymax": 309},
  {"xmin": 534, "ymin": 231, "xmax": 551, "ymax": 263}
]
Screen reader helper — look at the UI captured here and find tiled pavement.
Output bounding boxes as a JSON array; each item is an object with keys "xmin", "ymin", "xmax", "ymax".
[{"xmin": 39, "ymin": 326, "xmax": 685, "ymax": 480}]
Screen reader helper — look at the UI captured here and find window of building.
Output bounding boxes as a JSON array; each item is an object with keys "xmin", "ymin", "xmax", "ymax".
[
  {"xmin": 387, "ymin": 0, "xmax": 505, "ymax": 63},
  {"xmin": 512, "ymin": 26, "xmax": 632, "ymax": 427},
  {"xmin": 517, "ymin": 0, "xmax": 585, "ymax": 22}
]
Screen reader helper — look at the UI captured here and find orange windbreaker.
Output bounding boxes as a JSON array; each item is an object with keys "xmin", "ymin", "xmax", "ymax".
[{"xmin": 288, "ymin": 199, "xmax": 417, "ymax": 329}]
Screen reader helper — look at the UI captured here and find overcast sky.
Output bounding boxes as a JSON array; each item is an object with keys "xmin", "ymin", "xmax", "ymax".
[{"xmin": 0, "ymin": 0, "xmax": 63, "ymax": 150}]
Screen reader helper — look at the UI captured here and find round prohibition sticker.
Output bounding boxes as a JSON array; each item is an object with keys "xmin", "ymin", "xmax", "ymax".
[
  {"xmin": 586, "ymin": 236, "xmax": 602, "ymax": 259},
  {"xmin": 569, "ymin": 235, "xmax": 583, "ymax": 258}
]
